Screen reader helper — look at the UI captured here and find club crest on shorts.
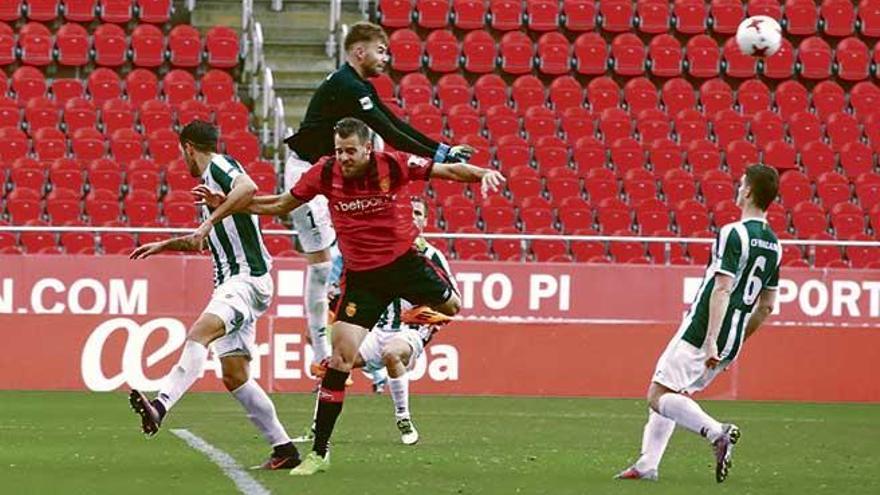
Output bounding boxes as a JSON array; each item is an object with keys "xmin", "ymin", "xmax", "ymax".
[
  {"xmin": 345, "ymin": 302, "xmax": 357, "ymax": 317},
  {"xmin": 379, "ymin": 177, "xmax": 390, "ymax": 192}
]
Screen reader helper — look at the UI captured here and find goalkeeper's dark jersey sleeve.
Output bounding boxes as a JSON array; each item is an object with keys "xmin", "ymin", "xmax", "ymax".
[{"xmin": 284, "ymin": 63, "xmax": 444, "ymax": 163}]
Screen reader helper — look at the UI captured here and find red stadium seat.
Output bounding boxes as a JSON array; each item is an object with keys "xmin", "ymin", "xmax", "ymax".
[
  {"xmin": 533, "ymin": 136, "xmax": 569, "ymax": 169},
  {"xmin": 839, "ymin": 142, "xmax": 874, "ymax": 177},
  {"xmin": 51, "ymin": 78, "xmax": 85, "ymax": 106},
  {"xmin": 178, "ymin": 99, "xmax": 212, "ymax": 127},
  {"xmin": 389, "ymin": 29, "xmax": 422, "ymax": 73},
  {"xmin": 697, "ymin": 80, "xmax": 734, "ymax": 116},
  {"xmin": 12, "ymin": 66, "xmax": 47, "ymax": 104},
  {"xmin": 63, "ymin": 97, "xmax": 97, "ymax": 133},
  {"xmin": 0, "ymin": 128, "xmax": 30, "ymax": 163},
  {"xmin": 573, "ymin": 137, "xmax": 607, "ymax": 171},
  {"xmin": 674, "ymin": 0, "xmax": 708, "ymax": 33},
  {"xmin": 798, "ymin": 37, "xmax": 833, "ymax": 79},
  {"xmin": 223, "ymin": 131, "xmax": 259, "ymax": 164},
  {"xmin": 452, "ymin": 0, "xmax": 486, "ymax": 29},
  {"xmin": 436, "ymin": 74, "xmax": 470, "ymax": 113},
  {"xmin": 812, "ymin": 81, "xmax": 847, "ymax": 121},
  {"xmin": 560, "ymin": 107, "xmax": 593, "ymax": 143},
  {"xmin": 574, "ymin": 32, "xmax": 609, "ymax": 75},
  {"xmin": 835, "ymin": 37, "xmax": 870, "ymax": 81},
  {"xmin": 675, "ymin": 200, "xmax": 710, "ymax": 236},
  {"xmin": 527, "ymin": 0, "xmax": 561, "ymax": 31},
  {"xmin": 92, "ymin": 23, "xmax": 127, "ymax": 67},
  {"xmin": 25, "ymin": 97, "xmax": 60, "ymax": 134},
  {"xmin": 446, "ymin": 104, "xmax": 480, "ymax": 140},
  {"xmin": 139, "ymin": 99, "xmax": 173, "ymax": 134},
  {"xmin": 788, "ymin": 113, "xmax": 822, "ymax": 152},
  {"xmin": 785, "ymin": 0, "xmax": 819, "ymax": 35},
  {"xmin": 523, "ymin": 106, "xmax": 556, "ymax": 139},
  {"xmin": 762, "ymin": 38, "xmax": 795, "ymax": 79},
  {"xmin": 722, "ymin": 37, "xmax": 757, "ymax": 78},
  {"xmin": 850, "ymin": 81, "xmax": 880, "ymax": 121},
  {"xmin": 762, "ymin": 140, "xmax": 797, "ymax": 171},
  {"xmin": 830, "ymin": 202, "xmax": 866, "ymax": 237},
  {"xmin": 811, "ymin": 232, "xmax": 843, "ymax": 267},
  {"xmin": 169, "ymin": 24, "xmax": 202, "ymax": 68},
  {"xmin": 86, "ymin": 197, "xmax": 122, "ymax": 224},
  {"xmin": 485, "ymin": 105, "xmax": 519, "ymax": 140},
  {"xmin": 791, "ymin": 201, "xmax": 828, "ymax": 237},
  {"xmin": 500, "ymin": 31, "xmax": 534, "ymax": 75},
  {"xmin": 800, "ymin": 140, "xmax": 836, "ymax": 178},
  {"xmin": 55, "ymin": 23, "xmax": 90, "ymax": 67},
  {"xmin": 648, "ymin": 138, "xmax": 682, "ymax": 177},
  {"xmin": 855, "ymin": 173, "xmax": 880, "ymax": 210},
  {"xmin": 725, "ymin": 140, "xmax": 758, "ymax": 177},
  {"xmin": 673, "ymin": 109, "xmax": 708, "ymax": 143},
  {"xmin": 110, "ymin": 128, "xmax": 143, "ymax": 165},
  {"xmin": 774, "ymin": 81, "xmax": 809, "ymax": 121},
  {"xmin": 611, "ymin": 33, "xmax": 645, "ymax": 76},
  {"xmin": 138, "ymin": 0, "xmax": 172, "ymax": 23},
  {"xmin": 586, "ymin": 169, "xmax": 620, "ymax": 204},
  {"xmin": 660, "ymin": 78, "xmax": 696, "ymax": 116},
  {"xmin": 163, "ymin": 70, "xmax": 198, "ymax": 110},
  {"xmin": 462, "ymin": 31, "xmax": 496, "ymax": 74},
  {"xmin": 737, "ymin": 79, "xmax": 771, "ymax": 117},
  {"xmin": 600, "ymin": 107, "xmax": 633, "ymax": 143},
  {"xmin": 595, "ymin": 198, "xmax": 631, "ymax": 234},
  {"xmin": 100, "ymin": 0, "xmax": 132, "ymax": 23},
  {"xmin": 71, "ymin": 127, "xmax": 105, "ymax": 161},
  {"xmin": 537, "ymin": 32, "xmax": 571, "ymax": 76},
  {"xmin": 563, "ymin": 0, "xmax": 596, "ymax": 31},
  {"xmin": 100, "ymin": 231, "xmax": 135, "ymax": 254},
  {"xmin": 512, "ymin": 75, "xmax": 546, "ymax": 114},
  {"xmin": 19, "ymin": 22, "xmax": 52, "ymax": 66},
  {"xmin": 20, "ymin": 230, "xmax": 57, "ymax": 252},
  {"xmin": 820, "ymin": 0, "xmax": 855, "ymax": 36},
  {"xmin": 600, "ymin": 0, "xmax": 634, "ymax": 32},
  {"xmin": 710, "ymin": 0, "xmax": 744, "ymax": 34},
  {"xmin": 87, "ymin": 68, "xmax": 123, "ymax": 106},
  {"xmin": 845, "ymin": 233, "xmax": 880, "ymax": 268},
  {"xmin": 62, "ymin": 0, "xmax": 95, "ymax": 21},
  {"xmin": 123, "ymin": 69, "xmax": 159, "ymax": 107},
  {"xmin": 100, "ymin": 98, "xmax": 134, "ymax": 136},
  {"xmin": 0, "ymin": 23, "xmax": 13, "ymax": 66},
  {"xmin": 378, "ymin": 0, "xmax": 413, "ymax": 27},
  {"xmin": 686, "ymin": 35, "xmax": 720, "ymax": 78},
  {"xmin": 0, "ymin": 0, "xmax": 23, "ymax": 21},
  {"xmin": 481, "ymin": 205, "xmax": 518, "ymax": 232},
  {"xmin": 408, "ymin": 103, "xmax": 442, "ymax": 135},
  {"xmin": 636, "ymin": 108, "xmax": 670, "ymax": 142},
  {"xmin": 205, "ymin": 26, "xmax": 239, "ymax": 69},
  {"xmin": 816, "ymin": 172, "xmax": 852, "ymax": 207},
  {"xmin": 623, "ymin": 167, "xmax": 658, "ymax": 205},
  {"xmin": 648, "ymin": 34, "xmax": 682, "ymax": 77},
  {"xmin": 490, "ymin": 0, "xmax": 523, "ymax": 31},
  {"xmin": 520, "ymin": 204, "xmax": 556, "ymax": 232},
  {"xmin": 0, "ymin": 97, "xmax": 19, "ymax": 129},
  {"xmin": 532, "ymin": 236, "xmax": 569, "ymax": 262},
  {"xmin": 826, "ymin": 112, "xmax": 861, "ymax": 152},
  {"xmin": 416, "ymin": 0, "xmax": 450, "ymax": 29},
  {"xmin": 637, "ymin": 0, "xmax": 670, "ymax": 33},
  {"xmin": 750, "ymin": 110, "xmax": 784, "ymax": 149},
  {"xmin": 131, "ymin": 24, "xmax": 165, "ymax": 68},
  {"xmin": 148, "ymin": 129, "xmax": 181, "ymax": 165},
  {"xmin": 425, "ymin": 30, "xmax": 459, "ymax": 73},
  {"xmin": 549, "ymin": 76, "xmax": 584, "ymax": 112},
  {"xmin": 586, "ymin": 76, "xmax": 620, "ymax": 113},
  {"xmin": 860, "ymin": 0, "xmax": 880, "ymax": 36}
]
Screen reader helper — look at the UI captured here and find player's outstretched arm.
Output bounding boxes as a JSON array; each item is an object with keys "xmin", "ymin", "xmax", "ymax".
[
  {"xmin": 744, "ymin": 289, "xmax": 777, "ymax": 341},
  {"xmin": 430, "ymin": 162, "xmax": 506, "ymax": 197},
  {"xmin": 129, "ymin": 235, "xmax": 204, "ymax": 260},
  {"xmin": 704, "ymin": 273, "xmax": 734, "ymax": 369},
  {"xmin": 193, "ymin": 186, "xmax": 303, "ymax": 217}
]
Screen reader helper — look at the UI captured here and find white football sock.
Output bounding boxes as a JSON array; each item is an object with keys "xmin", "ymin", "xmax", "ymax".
[
  {"xmin": 634, "ymin": 409, "xmax": 676, "ymax": 472},
  {"xmin": 305, "ymin": 261, "xmax": 332, "ymax": 361},
  {"xmin": 657, "ymin": 393, "xmax": 723, "ymax": 443},
  {"xmin": 155, "ymin": 340, "xmax": 208, "ymax": 412},
  {"xmin": 388, "ymin": 376, "xmax": 410, "ymax": 420},
  {"xmin": 231, "ymin": 379, "xmax": 291, "ymax": 447}
]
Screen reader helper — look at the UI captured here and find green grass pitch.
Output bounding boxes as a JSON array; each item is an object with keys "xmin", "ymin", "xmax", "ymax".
[{"xmin": 1, "ymin": 391, "xmax": 878, "ymax": 494}]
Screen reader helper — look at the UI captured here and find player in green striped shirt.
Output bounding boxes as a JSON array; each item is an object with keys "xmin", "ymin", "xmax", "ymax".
[
  {"xmin": 128, "ymin": 121, "xmax": 301, "ymax": 471},
  {"xmin": 616, "ymin": 165, "xmax": 781, "ymax": 484}
]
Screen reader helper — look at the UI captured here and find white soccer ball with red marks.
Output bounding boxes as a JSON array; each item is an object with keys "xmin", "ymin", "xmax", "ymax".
[{"xmin": 735, "ymin": 15, "xmax": 783, "ymax": 57}]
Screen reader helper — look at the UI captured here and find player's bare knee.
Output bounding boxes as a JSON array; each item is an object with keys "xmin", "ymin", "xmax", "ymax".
[
  {"xmin": 381, "ymin": 349, "xmax": 402, "ymax": 369},
  {"xmin": 188, "ymin": 313, "xmax": 225, "ymax": 346}
]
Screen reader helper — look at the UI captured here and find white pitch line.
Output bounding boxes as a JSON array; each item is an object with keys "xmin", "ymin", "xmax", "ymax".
[{"xmin": 171, "ymin": 428, "xmax": 271, "ymax": 495}]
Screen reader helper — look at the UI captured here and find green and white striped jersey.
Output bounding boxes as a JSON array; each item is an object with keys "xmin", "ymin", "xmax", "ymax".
[
  {"xmin": 678, "ymin": 217, "xmax": 781, "ymax": 363},
  {"xmin": 374, "ymin": 237, "xmax": 455, "ymax": 333},
  {"xmin": 200, "ymin": 154, "xmax": 273, "ymax": 286}
]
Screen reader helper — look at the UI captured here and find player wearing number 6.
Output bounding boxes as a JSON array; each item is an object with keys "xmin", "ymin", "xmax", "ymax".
[{"xmin": 616, "ymin": 164, "xmax": 781, "ymax": 484}]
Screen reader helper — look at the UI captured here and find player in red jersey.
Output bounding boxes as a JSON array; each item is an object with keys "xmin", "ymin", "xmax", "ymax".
[{"xmin": 193, "ymin": 117, "xmax": 504, "ymax": 475}]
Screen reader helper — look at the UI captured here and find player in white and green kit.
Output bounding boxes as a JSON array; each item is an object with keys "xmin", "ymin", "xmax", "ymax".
[{"xmin": 616, "ymin": 165, "xmax": 781, "ymax": 484}]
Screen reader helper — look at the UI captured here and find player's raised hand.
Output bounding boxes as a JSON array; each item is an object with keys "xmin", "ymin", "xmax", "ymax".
[
  {"xmin": 447, "ymin": 144, "xmax": 475, "ymax": 163},
  {"xmin": 129, "ymin": 241, "xmax": 165, "ymax": 260},
  {"xmin": 191, "ymin": 185, "xmax": 226, "ymax": 208},
  {"xmin": 480, "ymin": 170, "xmax": 506, "ymax": 198}
]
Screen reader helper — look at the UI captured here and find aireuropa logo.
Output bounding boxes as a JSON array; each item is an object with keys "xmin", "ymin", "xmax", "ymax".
[{"xmin": 80, "ymin": 317, "xmax": 187, "ymax": 392}]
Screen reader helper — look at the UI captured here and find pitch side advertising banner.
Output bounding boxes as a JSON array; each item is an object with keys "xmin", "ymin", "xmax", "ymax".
[{"xmin": 1, "ymin": 255, "xmax": 879, "ymax": 401}]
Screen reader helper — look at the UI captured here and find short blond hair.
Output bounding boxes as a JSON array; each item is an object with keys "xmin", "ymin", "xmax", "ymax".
[{"xmin": 344, "ymin": 22, "xmax": 388, "ymax": 52}]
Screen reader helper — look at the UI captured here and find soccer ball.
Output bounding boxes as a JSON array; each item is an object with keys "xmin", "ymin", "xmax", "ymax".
[{"xmin": 735, "ymin": 16, "xmax": 783, "ymax": 57}]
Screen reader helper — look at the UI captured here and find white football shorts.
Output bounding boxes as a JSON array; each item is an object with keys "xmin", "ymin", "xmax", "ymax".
[
  {"xmin": 284, "ymin": 153, "xmax": 335, "ymax": 253},
  {"xmin": 359, "ymin": 329, "xmax": 425, "ymax": 373},
  {"xmin": 652, "ymin": 331, "xmax": 730, "ymax": 395},
  {"xmin": 203, "ymin": 273, "xmax": 273, "ymax": 360}
]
